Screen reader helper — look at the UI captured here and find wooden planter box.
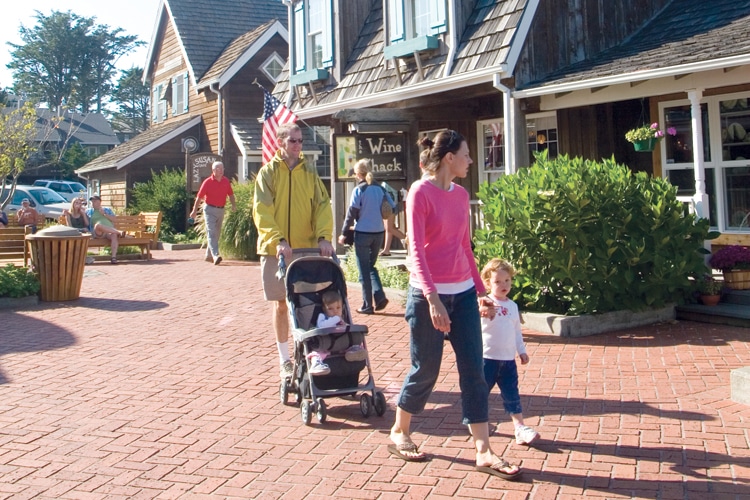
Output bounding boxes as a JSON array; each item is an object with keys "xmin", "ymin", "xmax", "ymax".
[{"xmin": 723, "ymin": 269, "xmax": 750, "ymax": 290}]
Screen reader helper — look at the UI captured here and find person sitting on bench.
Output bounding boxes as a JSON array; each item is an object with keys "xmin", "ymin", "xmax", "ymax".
[{"xmin": 85, "ymin": 195, "xmax": 124, "ymax": 264}]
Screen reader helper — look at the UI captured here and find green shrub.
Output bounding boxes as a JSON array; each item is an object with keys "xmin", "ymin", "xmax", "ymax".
[
  {"xmin": 473, "ymin": 152, "xmax": 712, "ymax": 315},
  {"xmin": 218, "ymin": 180, "xmax": 259, "ymax": 260},
  {"xmin": 0, "ymin": 264, "xmax": 40, "ymax": 298},
  {"xmin": 341, "ymin": 247, "xmax": 409, "ymax": 290},
  {"xmin": 129, "ymin": 169, "xmax": 190, "ymax": 236}
]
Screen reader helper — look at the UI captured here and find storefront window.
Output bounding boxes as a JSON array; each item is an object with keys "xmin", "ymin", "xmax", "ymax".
[
  {"xmin": 482, "ymin": 122, "xmax": 504, "ymax": 172},
  {"xmin": 725, "ymin": 166, "xmax": 750, "ymax": 230},
  {"xmin": 527, "ymin": 115, "xmax": 558, "ymax": 159},
  {"xmin": 664, "ymin": 104, "xmax": 710, "ymax": 164},
  {"xmin": 667, "ymin": 168, "xmax": 717, "ymax": 225},
  {"xmin": 720, "ymin": 98, "xmax": 750, "ymax": 162}
]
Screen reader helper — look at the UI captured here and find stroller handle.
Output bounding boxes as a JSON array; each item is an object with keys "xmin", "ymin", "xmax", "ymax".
[{"xmin": 276, "ymin": 248, "xmax": 340, "ymax": 279}]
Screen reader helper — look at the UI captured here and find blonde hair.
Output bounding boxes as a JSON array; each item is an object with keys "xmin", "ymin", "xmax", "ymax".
[
  {"xmin": 353, "ymin": 158, "xmax": 374, "ymax": 184},
  {"xmin": 480, "ymin": 258, "xmax": 516, "ymax": 287},
  {"xmin": 321, "ymin": 290, "xmax": 342, "ymax": 307}
]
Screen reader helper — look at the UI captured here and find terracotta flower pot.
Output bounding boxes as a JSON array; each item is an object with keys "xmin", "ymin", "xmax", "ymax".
[{"xmin": 700, "ymin": 294, "xmax": 721, "ymax": 306}]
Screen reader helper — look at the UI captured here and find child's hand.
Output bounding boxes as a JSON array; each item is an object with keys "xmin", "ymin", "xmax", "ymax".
[
  {"xmin": 478, "ymin": 296, "xmax": 496, "ymax": 320},
  {"xmin": 519, "ymin": 353, "xmax": 529, "ymax": 365}
]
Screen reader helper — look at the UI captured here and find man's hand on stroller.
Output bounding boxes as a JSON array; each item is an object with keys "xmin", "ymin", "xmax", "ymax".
[
  {"xmin": 276, "ymin": 239, "xmax": 293, "ymax": 260},
  {"xmin": 318, "ymin": 238, "xmax": 334, "ymax": 257}
]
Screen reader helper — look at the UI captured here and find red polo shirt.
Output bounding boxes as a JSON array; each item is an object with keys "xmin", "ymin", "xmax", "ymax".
[{"xmin": 197, "ymin": 176, "xmax": 233, "ymax": 207}]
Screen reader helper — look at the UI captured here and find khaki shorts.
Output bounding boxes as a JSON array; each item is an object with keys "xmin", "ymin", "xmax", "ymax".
[{"xmin": 261, "ymin": 254, "xmax": 298, "ymax": 301}]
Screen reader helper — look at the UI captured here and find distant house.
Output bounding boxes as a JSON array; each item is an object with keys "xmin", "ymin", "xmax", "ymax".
[
  {"xmin": 76, "ymin": 0, "xmax": 291, "ymax": 211},
  {"xmin": 13, "ymin": 108, "xmax": 119, "ymax": 183},
  {"xmin": 273, "ymin": 0, "xmax": 750, "ymax": 246}
]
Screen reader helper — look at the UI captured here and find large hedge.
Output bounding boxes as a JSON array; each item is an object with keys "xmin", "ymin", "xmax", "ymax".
[
  {"xmin": 129, "ymin": 169, "xmax": 189, "ymax": 235},
  {"xmin": 473, "ymin": 153, "xmax": 712, "ymax": 315}
]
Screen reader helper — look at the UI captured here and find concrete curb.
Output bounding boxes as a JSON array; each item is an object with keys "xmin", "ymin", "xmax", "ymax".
[
  {"xmin": 731, "ymin": 367, "xmax": 750, "ymax": 405},
  {"xmin": 0, "ymin": 294, "xmax": 40, "ymax": 311},
  {"xmin": 158, "ymin": 242, "xmax": 203, "ymax": 251},
  {"xmin": 522, "ymin": 304, "xmax": 676, "ymax": 337}
]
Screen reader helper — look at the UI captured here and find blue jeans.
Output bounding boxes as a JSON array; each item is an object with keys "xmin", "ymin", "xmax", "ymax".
[
  {"xmin": 484, "ymin": 359, "xmax": 522, "ymax": 415},
  {"xmin": 354, "ymin": 231, "xmax": 385, "ymax": 310},
  {"xmin": 397, "ymin": 286, "xmax": 489, "ymax": 424},
  {"xmin": 204, "ymin": 205, "xmax": 224, "ymax": 259}
]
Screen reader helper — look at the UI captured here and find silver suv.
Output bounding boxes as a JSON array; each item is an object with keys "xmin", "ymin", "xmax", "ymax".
[
  {"xmin": 32, "ymin": 179, "xmax": 87, "ymax": 202},
  {"xmin": 1, "ymin": 185, "xmax": 71, "ymax": 220}
]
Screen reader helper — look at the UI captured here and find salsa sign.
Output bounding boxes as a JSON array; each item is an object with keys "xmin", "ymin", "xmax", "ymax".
[{"xmin": 333, "ymin": 133, "xmax": 406, "ymax": 181}]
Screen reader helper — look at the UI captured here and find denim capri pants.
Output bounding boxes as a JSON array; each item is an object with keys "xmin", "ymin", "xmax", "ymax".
[
  {"xmin": 397, "ymin": 285, "xmax": 489, "ymax": 424},
  {"xmin": 484, "ymin": 359, "xmax": 523, "ymax": 415}
]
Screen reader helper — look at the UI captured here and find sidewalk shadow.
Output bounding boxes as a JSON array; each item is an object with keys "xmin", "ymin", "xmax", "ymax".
[
  {"xmin": 0, "ymin": 312, "xmax": 76, "ymax": 384},
  {"xmin": 74, "ymin": 297, "xmax": 169, "ymax": 311}
]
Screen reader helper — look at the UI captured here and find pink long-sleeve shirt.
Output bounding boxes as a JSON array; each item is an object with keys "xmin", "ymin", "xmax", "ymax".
[{"xmin": 407, "ymin": 180, "xmax": 485, "ymax": 296}]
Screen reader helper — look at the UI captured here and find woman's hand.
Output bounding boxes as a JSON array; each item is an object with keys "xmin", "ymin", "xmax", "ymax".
[{"xmin": 427, "ymin": 292, "xmax": 451, "ymax": 333}]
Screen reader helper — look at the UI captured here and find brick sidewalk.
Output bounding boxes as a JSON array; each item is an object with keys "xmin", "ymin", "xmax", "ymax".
[{"xmin": 0, "ymin": 249, "xmax": 748, "ymax": 499}]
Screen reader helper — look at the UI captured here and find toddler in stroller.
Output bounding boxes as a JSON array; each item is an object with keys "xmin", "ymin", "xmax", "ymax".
[{"xmin": 279, "ymin": 252, "xmax": 386, "ymax": 425}]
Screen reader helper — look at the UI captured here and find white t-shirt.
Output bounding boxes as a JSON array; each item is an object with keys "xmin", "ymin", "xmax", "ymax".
[{"xmin": 481, "ymin": 296, "xmax": 526, "ymax": 361}]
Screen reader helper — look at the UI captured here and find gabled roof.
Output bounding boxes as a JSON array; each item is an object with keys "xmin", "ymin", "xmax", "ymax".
[
  {"xmin": 33, "ymin": 110, "xmax": 118, "ymax": 146},
  {"xmin": 198, "ymin": 19, "xmax": 288, "ymax": 90},
  {"xmin": 278, "ymin": 0, "xmax": 537, "ymax": 117},
  {"xmin": 76, "ymin": 115, "xmax": 201, "ymax": 174},
  {"xmin": 145, "ymin": 0, "xmax": 287, "ymax": 85},
  {"xmin": 517, "ymin": 0, "xmax": 750, "ymax": 95}
]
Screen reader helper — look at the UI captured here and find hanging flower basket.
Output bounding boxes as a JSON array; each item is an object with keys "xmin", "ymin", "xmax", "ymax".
[{"xmin": 632, "ymin": 138, "xmax": 657, "ymax": 152}]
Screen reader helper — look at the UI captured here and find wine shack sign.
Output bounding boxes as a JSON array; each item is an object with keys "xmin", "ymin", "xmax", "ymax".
[{"xmin": 333, "ymin": 133, "xmax": 406, "ymax": 181}]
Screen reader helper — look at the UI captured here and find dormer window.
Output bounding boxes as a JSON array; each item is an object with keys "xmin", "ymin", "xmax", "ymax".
[
  {"xmin": 290, "ymin": 0, "xmax": 332, "ymax": 86},
  {"xmin": 384, "ymin": 0, "xmax": 445, "ymax": 60},
  {"xmin": 261, "ymin": 52, "xmax": 285, "ymax": 83}
]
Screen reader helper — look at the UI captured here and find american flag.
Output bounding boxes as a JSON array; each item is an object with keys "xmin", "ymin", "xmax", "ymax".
[{"xmin": 261, "ymin": 89, "xmax": 298, "ymax": 164}]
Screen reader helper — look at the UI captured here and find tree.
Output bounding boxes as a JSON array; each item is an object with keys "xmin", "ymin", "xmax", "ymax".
[
  {"xmin": 0, "ymin": 103, "xmax": 38, "ymax": 209},
  {"xmin": 111, "ymin": 67, "xmax": 150, "ymax": 134},
  {"xmin": 7, "ymin": 10, "xmax": 142, "ymax": 113}
]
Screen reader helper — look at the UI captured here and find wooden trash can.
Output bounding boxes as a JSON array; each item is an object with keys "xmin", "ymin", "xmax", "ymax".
[{"xmin": 26, "ymin": 226, "xmax": 90, "ymax": 301}]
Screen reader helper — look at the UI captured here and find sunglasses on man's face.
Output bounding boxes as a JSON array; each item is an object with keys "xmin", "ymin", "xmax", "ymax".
[{"xmin": 287, "ymin": 138, "xmax": 303, "ymax": 144}]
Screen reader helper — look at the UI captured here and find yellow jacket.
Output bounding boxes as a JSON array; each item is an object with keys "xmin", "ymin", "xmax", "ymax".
[{"xmin": 253, "ymin": 152, "xmax": 333, "ymax": 256}]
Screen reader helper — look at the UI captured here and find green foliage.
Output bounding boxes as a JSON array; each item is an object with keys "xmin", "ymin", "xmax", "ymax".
[
  {"xmin": 218, "ymin": 180, "xmax": 258, "ymax": 260},
  {"xmin": 111, "ymin": 67, "xmax": 150, "ymax": 134},
  {"xmin": 0, "ymin": 264, "xmax": 40, "ymax": 298},
  {"xmin": 129, "ymin": 169, "xmax": 189, "ymax": 236},
  {"xmin": 160, "ymin": 228, "xmax": 202, "ymax": 244},
  {"xmin": 474, "ymin": 152, "xmax": 711, "ymax": 315},
  {"xmin": 341, "ymin": 247, "xmax": 409, "ymax": 290},
  {"xmin": 0, "ymin": 103, "xmax": 37, "ymax": 205}
]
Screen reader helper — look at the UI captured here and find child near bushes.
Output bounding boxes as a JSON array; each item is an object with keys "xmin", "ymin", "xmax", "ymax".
[{"xmin": 480, "ymin": 258, "xmax": 539, "ymax": 445}]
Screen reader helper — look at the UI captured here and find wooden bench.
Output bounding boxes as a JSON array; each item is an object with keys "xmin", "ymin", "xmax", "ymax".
[
  {"xmin": 0, "ymin": 226, "xmax": 33, "ymax": 267},
  {"xmin": 57, "ymin": 212, "xmax": 162, "ymax": 259}
]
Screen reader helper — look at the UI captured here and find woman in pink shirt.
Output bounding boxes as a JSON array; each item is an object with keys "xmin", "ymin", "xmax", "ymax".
[{"xmin": 387, "ymin": 130, "xmax": 522, "ymax": 481}]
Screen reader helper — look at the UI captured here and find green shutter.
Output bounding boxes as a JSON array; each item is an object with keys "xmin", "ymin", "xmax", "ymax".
[
  {"xmin": 183, "ymin": 72, "xmax": 189, "ymax": 113},
  {"xmin": 171, "ymin": 76, "xmax": 177, "ymax": 116},
  {"xmin": 429, "ymin": 0, "xmax": 447, "ymax": 34},
  {"xmin": 388, "ymin": 0, "xmax": 405, "ymax": 43}
]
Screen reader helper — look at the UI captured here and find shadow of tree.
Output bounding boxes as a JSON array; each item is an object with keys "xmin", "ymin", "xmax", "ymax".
[{"xmin": 0, "ymin": 312, "xmax": 77, "ymax": 384}]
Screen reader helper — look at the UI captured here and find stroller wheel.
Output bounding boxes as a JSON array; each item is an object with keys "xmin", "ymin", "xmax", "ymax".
[
  {"xmin": 360, "ymin": 393, "xmax": 373, "ymax": 417},
  {"xmin": 315, "ymin": 398, "xmax": 327, "ymax": 423},
  {"xmin": 373, "ymin": 391, "xmax": 387, "ymax": 416},
  {"xmin": 280, "ymin": 381, "xmax": 290, "ymax": 405},
  {"xmin": 301, "ymin": 400, "xmax": 313, "ymax": 425}
]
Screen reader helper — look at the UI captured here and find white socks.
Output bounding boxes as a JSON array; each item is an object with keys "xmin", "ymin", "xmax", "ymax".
[{"xmin": 277, "ymin": 341, "xmax": 290, "ymax": 363}]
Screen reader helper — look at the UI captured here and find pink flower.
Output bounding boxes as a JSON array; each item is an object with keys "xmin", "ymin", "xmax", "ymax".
[
  {"xmin": 667, "ymin": 127, "xmax": 677, "ymax": 136},
  {"xmin": 650, "ymin": 123, "xmax": 659, "ymax": 129}
]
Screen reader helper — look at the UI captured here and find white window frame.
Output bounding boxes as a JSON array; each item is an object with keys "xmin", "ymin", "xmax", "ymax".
[
  {"xmin": 387, "ymin": 0, "xmax": 447, "ymax": 43},
  {"xmin": 292, "ymin": 0, "xmax": 333, "ymax": 74},
  {"xmin": 659, "ymin": 92, "xmax": 750, "ymax": 233},
  {"xmin": 476, "ymin": 118, "xmax": 506, "ymax": 185},
  {"xmin": 260, "ymin": 52, "xmax": 285, "ymax": 83}
]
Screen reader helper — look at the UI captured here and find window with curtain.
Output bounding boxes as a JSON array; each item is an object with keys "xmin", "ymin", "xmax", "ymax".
[
  {"xmin": 387, "ymin": 0, "xmax": 447, "ymax": 43},
  {"xmin": 292, "ymin": 0, "xmax": 333, "ymax": 73}
]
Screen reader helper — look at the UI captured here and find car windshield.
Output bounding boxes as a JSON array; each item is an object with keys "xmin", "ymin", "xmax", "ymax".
[{"xmin": 30, "ymin": 188, "xmax": 67, "ymax": 205}]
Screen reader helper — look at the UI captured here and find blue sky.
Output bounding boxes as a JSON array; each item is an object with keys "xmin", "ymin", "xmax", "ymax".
[{"xmin": 1, "ymin": 0, "xmax": 161, "ymax": 89}]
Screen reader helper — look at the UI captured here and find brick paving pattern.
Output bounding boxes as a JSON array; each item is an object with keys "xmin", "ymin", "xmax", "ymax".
[{"xmin": 0, "ymin": 249, "xmax": 748, "ymax": 499}]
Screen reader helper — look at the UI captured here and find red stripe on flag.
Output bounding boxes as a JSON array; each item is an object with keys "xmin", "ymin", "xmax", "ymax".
[{"xmin": 262, "ymin": 90, "xmax": 298, "ymax": 164}]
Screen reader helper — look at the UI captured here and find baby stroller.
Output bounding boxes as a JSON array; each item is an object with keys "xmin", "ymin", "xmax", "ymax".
[{"xmin": 279, "ymin": 250, "xmax": 386, "ymax": 425}]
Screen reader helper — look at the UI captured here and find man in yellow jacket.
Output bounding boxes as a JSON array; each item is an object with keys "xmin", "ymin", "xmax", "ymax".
[{"xmin": 253, "ymin": 123, "xmax": 334, "ymax": 379}]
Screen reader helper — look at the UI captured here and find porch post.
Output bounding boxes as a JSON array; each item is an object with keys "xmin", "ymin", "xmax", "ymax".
[{"xmin": 688, "ymin": 88, "xmax": 708, "ymax": 219}]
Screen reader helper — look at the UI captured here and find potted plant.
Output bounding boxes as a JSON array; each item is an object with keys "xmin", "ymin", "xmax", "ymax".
[
  {"xmin": 696, "ymin": 274, "xmax": 723, "ymax": 306},
  {"xmin": 625, "ymin": 123, "xmax": 677, "ymax": 152},
  {"xmin": 708, "ymin": 245, "xmax": 750, "ymax": 290}
]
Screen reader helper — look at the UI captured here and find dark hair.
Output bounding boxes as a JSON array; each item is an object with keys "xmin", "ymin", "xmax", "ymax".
[{"xmin": 417, "ymin": 129, "xmax": 465, "ymax": 174}]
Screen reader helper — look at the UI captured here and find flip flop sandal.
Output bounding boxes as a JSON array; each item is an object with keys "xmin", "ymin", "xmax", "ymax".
[
  {"xmin": 388, "ymin": 443, "xmax": 427, "ymax": 462},
  {"xmin": 475, "ymin": 460, "xmax": 522, "ymax": 481}
]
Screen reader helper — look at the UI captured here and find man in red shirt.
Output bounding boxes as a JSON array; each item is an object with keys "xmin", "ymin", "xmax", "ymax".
[{"xmin": 190, "ymin": 161, "xmax": 237, "ymax": 265}]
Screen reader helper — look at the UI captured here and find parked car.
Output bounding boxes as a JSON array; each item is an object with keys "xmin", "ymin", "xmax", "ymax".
[
  {"xmin": 1, "ymin": 185, "xmax": 71, "ymax": 220},
  {"xmin": 32, "ymin": 179, "xmax": 87, "ymax": 202}
]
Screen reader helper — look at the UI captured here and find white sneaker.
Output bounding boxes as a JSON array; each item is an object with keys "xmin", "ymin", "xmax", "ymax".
[
  {"xmin": 514, "ymin": 425, "xmax": 539, "ymax": 445},
  {"xmin": 279, "ymin": 360, "xmax": 294, "ymax": 378},
  {"xmin": 309, "ymin": 355, "xmax": 330, "ymax": 376},
  {"xmin": 344, "ymin": 345, "xmax": 367, "ymax": 362}
]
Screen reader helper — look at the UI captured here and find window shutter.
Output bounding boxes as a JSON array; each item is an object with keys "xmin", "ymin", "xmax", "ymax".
[
  {"xmin": 388, "ymin": 0, "xmax": 405, "ymax": 43},
  {"xmin": 183, "ymin": 72, "xmax": 189, "ymax": 113},
  {"xmin": 153, "ymin": 86, "xmax": 160, "ymax": 123},
  {"xmin": 171, "ymin": 76, "xmax": 177, "ymax": 116},
  {"xmin": 294, "ymin": 2, "xmax": 306, "ymax": 72},
  {"xmin": 321, "ymin": 0, "xmax": 334, "ymax": 68},
  {"xmin": 429, "ymin": 0, "xmax": 447, "ymax": 34}
]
